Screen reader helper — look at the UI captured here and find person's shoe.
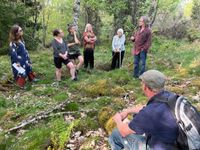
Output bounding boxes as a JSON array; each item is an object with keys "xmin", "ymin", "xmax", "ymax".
[
  {"xmin": 16, "ymin": 76, "xmax": 26, "ymax": 88},
  {"xmin": 28, "ymin": 72, "xmax": 36, "ymax": 81},
  {"xmin": 51, "ymin": 81, "xmax": 60, "ymax": 87},
  {"xmin": 72, "ymin": 77, "xmax": 78, "ymax": 81},
  {"xmin": 32, "ymin": 78, "xmax": 40, "ymax": 82}
]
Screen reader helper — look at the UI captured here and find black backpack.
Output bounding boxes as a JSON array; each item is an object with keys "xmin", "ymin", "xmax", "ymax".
[{"xmin": 153, "ymin": 93, "xmax": 200, "ymax": 150}]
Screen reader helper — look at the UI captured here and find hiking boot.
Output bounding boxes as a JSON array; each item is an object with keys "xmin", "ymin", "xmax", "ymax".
[
  {"xmin": 32, "ymin": 78, "xmax": 40, "ymax": 82},
  {"xmin": 16, "ymin": 76, "xmax": 26, "ymax": 88},
  {"xmin": 28, "ymin": 72, "xmax": 36, "ymax": 81},
  {"xmin": 72, "ymin": 77, "xmax": 78, "ymax": 81},
  {"xmin": 51, "ymin": 81, "xmax": 60, "ymax": 87}
]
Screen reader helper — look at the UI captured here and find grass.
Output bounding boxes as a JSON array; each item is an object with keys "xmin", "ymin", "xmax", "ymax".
[{"xmin": 0, "ymin": 36, "xmax": 200, "ymax": 149}]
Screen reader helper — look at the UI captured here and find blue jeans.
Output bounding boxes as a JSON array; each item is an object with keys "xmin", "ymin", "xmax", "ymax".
[
  {"xmin": 109, "ymin": 128, "xmax": 150, "ymax": 150},
  {"xmin": 133, "ymin": 51, "xmax": 147, "ymax": 78}
]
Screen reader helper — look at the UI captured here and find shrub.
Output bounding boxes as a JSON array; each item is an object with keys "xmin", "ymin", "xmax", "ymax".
[
  {"xmin": 187, "ymin": 28, "xmax": 200, "ymax": 42},
  {"xmin": 98, "ymin": 107, "xmax": 115, "ymax": 128}
]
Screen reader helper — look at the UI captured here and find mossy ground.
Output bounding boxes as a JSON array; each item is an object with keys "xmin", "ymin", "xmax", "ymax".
[{"xmin": 0, "ymin": 36, "xmax": 200, "ymax": 149}]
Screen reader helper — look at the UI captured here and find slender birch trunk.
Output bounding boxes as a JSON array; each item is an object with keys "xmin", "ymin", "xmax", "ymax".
[{"xmin": 73, "ymin": 0, "xmax": 81, "ymax": 30}]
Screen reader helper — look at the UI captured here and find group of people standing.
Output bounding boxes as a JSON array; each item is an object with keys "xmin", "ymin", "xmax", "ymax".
[
  {"xmin": 52, "ymin": 23, "xmax": 97, "ymax": 83},
  {"xmin": 9, "ymin": 23, "xmax": 98, "ymax": 88},
  {"xmin": 8, "ymin": 16, "xmax": 152, "ymax": 88},
  {"xmin": 111, "ymin": 16, "xmax": 152, "ymax": 78}
]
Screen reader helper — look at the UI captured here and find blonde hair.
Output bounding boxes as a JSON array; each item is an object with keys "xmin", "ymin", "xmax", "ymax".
[{"xmin": 84, "ymin": 23, "xmax": 93, "ymax": 32}]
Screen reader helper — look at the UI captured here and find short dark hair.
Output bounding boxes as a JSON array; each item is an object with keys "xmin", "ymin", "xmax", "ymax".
[
  {"xmin": 52, "ymin": 29, "xmax": 60, "ymax": 36},
  {"xmin": 67, "ymin": 24, "xmax": 74, "ymax": 32}
]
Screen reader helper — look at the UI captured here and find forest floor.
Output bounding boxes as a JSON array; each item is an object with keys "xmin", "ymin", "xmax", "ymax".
[{"xmin": 0, "ymin": 36, "xmax": 200, "ymax": 150}]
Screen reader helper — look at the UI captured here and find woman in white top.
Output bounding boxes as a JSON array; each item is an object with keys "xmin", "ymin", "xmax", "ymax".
[{"xmin": 111, "ymin": 28, "xmax": 125, "ymax": 69}]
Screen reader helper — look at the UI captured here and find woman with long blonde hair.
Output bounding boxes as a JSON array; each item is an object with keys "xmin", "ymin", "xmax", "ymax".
[{"xmin": 83, "ymin": 23, "xmax": 97, "ymax": 69}]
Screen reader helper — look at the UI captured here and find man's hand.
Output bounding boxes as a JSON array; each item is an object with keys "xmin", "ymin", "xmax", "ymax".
[
  {"xmin": 118, "ymin": 104, "xmax": 145, "ymax": 120},
  {"xmin": 113, "ymin": 113, "xmax": 122, "ymax": 123},
  {"xmin": 75, "ymin": 41, "xmax": 79, "ymax": 44},
  {"xmin": 62, "ymin": 55, "xmax": 67, "ymax": 60},
  {"xmin": 115, "ymin": 48, "xmax": 119, "ymax": 52},
  {"xmin": 64, "ymin": 53, "xmax": 68, "ymax": 59},
  {"xmin": 130, "ymin": 36, "xmax": 134, "ymax": 41},
  {"xmin": 119, "ymin": 111, "xmax": 128, "ymax": 120},
  {"xmin": 113, "ymin": 112, "xmax": 135, "ymax": 137},
  {"xmin": 60, "ymin": 54, "xmax": 67, "ymax": 60}
]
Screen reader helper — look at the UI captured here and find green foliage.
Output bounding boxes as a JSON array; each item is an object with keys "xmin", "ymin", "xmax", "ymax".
[
  {"xmin": 187, "ymin": 28, "xmax": 200, "ymax": 42},
  {"xmin": 82, "ymin": 79, "xmax": 111, "ymax": 97},
  {"xmin": 64, "ymin": 102, "xmax": 79, "ymax": 111},
  {"xmin": 53, "ymin": 92, "xmax": 68, "ymax": 102},
  {"xmin": 49, "ymin": 118, "xmax": 80, "ymax": 150},
  {"xmin": 98, "ymin": 107, "xmax": 115, "ymax": 127},
  {"xmin": 158, "ymin": 0, "xmax": 180, "ymax": 13},
  {"xmin": 105, "ymin": 117, "xmax": 116, "ymax": 135},
  {"xmin": 75, "ymin": 117, "xmax": 99, "ymax": 133},
  {"xmin": 0, "ymin": 0, "xmax": 41, "ymax": 55},
  {"xmin": 83, "ymin": 0, "xmax": 104, "ymax": 10},
  {"xmin": 7, "ymin": 124, "xmax": 51, "ymax": 150},
  {"xmin": 37, "ymin": 0, "xmax": 74, "ymax": 44},
  {"xmin": 191, "ymin": 0, "xmax": 200, "ymax": 23},
  {"xmin": 183, "ymin": 0, "xmax": 193, "ymax": 18},
  {"xmin": 33, "ymin": 86, "xmax": 57, "ymax": 96},
  {"xmin": 0, "ymin": 97, "xmax": 6, "ymax": 108},
  {"xmin": 105, "ymin": 0, "xmax": 128, "ymax": 15}
]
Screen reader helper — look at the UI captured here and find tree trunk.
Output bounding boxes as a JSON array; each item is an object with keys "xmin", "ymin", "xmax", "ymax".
[
  {"xmin": 42, "ymin": 8, "xmax": 46, "ymax": 47},
  {"xmin": 84, "ymin": 5, "xmax": 102, "ymax": 43},
  {"xmin": 148, "ymin": 0, "xmax": 159, "ymax": 27},
  {"xmin": 73, "ymin": 0, "xmax": 81, "ymax": 30},
  {"xmin": 130, "ymin": 0, "xmax": 139, "ymax": 27},
  {"xmin": 113, "ymin": 10, "xmax": 127, "ymax": 35},
  {"xmin": 32, "ymin": 0, "xmax": 39, "ymax": 38}
]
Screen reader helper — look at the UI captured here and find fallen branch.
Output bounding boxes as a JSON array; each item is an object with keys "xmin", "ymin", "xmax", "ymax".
[
  {"xmin": 6, "ymin": 99, "xmax": 73, "ymax": 133},
  {"xmin": 0, "ymin": 85, "xmax": 8, "ymax": 92},
  {"xmin": 6, "ymin": 99, "xmax": 97, "ymax": 133}
]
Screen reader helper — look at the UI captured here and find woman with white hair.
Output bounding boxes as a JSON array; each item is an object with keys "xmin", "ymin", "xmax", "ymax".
[
  {"xmin": 111, "ymin": 28, "xmax": 126, "ymax": 69},
  {"xmin": 83, "ymin": 23, "xmax": 97, "ymax": 69}
]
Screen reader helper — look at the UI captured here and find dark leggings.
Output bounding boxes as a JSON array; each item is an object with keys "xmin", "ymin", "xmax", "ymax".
[
  {"xmin": 84, "ymin": 48, "xmax": 94, "ymax": 69},
  {"xmin": 111, "ymin": 51, "xmax": 125, "ymax": 69}
]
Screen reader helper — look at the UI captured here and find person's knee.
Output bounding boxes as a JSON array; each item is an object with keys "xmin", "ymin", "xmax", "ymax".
[
  {"xmin": 110, "ymin": 128, "xmax": 121, "ymax": 140},
  {"xmin": 109, "ymin": 128, "xmax": 125, "ymax": 149},
  {"xmin": 79, "ymin": 56, "xmax": 84, "ymax": 63},
  {"xmin": 67, "ymin": 62, "xmax": 75, "ymax": 70},
  {"xmin": 56, "ymin": 68, "xmax": 61, "ymax": 73}
]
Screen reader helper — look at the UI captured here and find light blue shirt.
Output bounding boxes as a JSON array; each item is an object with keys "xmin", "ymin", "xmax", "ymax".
[{"xmin": 112, "ymin": 34, "xmax": 125, "ymax": 52}]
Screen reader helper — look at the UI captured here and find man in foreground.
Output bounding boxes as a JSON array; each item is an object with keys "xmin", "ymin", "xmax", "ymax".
[{"xmin": 109, "ymin": 70, "xmax": 178, "ymax": 150}]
